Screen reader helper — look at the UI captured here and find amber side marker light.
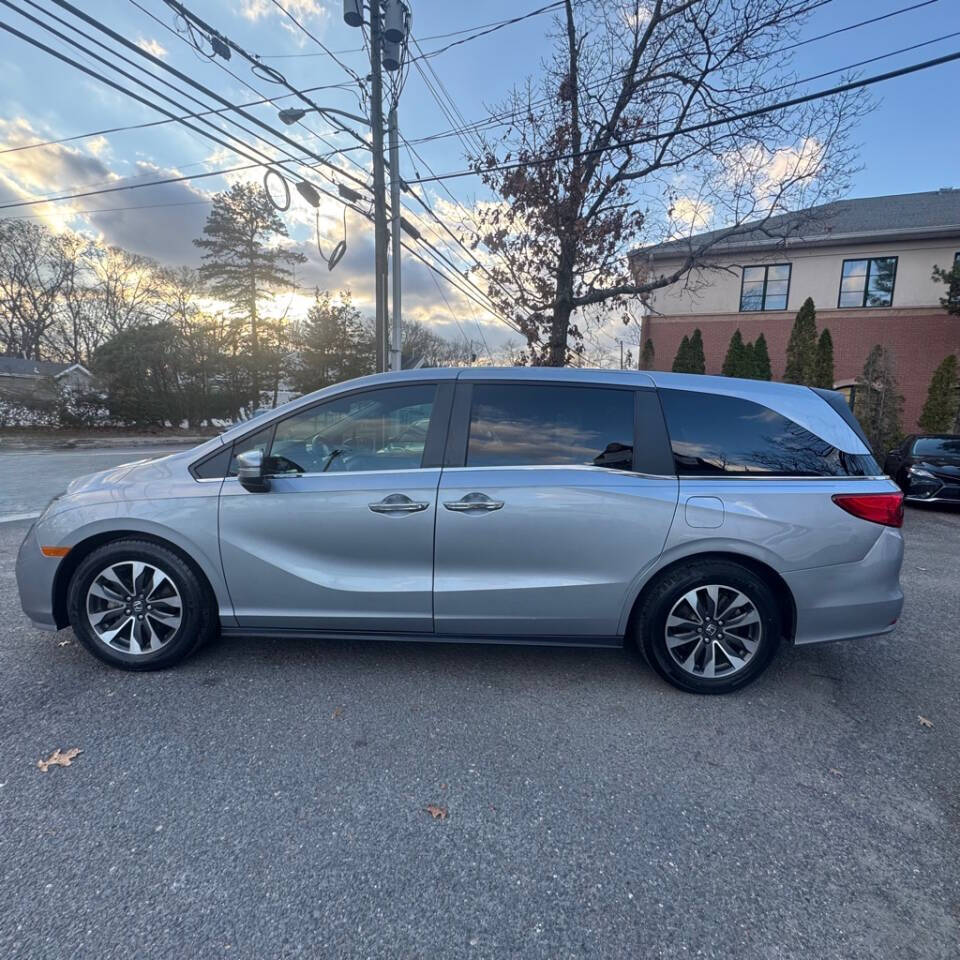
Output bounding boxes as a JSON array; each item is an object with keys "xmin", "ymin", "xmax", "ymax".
[
  {"xmin": 831, "ymin": 492, "xmax": 904, "ymax": 528},
  {"xmin": 40, "ymin": 546, "xmax": 71, "ymax": 558}
]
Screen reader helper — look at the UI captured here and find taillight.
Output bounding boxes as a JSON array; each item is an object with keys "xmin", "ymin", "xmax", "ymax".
[{"xmin": 831, "ymin": 492, "xmax": 904, "ymax": 527}]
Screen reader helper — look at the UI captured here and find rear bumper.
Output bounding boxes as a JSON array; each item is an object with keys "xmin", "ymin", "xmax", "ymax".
[
  {"xmin": 784, "ymin": 526, "xmax": 904, "ymax": 645},
  {"xmin": 15, "ymin": 523, "xmax": 62, "ymax": 631}
]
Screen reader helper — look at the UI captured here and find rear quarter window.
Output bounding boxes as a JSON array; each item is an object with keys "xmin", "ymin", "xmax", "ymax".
[{"xmin": 659, "ymin": 389, "xmax": 879, "ymax": 477}]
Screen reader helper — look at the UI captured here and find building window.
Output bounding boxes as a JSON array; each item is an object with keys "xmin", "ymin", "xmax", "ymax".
[
  {"xmin": 838, "ymin": 257, "xmax": 898, "ymax": 308},
  {"xmin": 739, "ymin": 264, "xmax": 791, "ymax": 311}
]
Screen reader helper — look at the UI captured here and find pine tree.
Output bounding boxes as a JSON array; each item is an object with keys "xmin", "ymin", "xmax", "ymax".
[
  {"xmin": 814, "ymin": 328, "xmax": 835, "ymax": 389},
  {"xmin": 751, "ymin": 333, "xmax": 772, "ymax": 380},
  {"xmin": 784, "ymin": 297, "xmax": 818, "ymax": 385},
  {"xmin": 292, "ymin": 289, "xmax": 373, "ymax": 395},
  {"xmin": 688, "ymin": 328, "xmax": 706, "ymax": 374},
  {"xmin": 194, "ymin": 182, "xmax": 306, "ymax": 410},
  {"xmin": 640, "ymin": 337, "xmax": 655, "ymax": 370},
  {"xmin": 722, "ymin": 329, "xmax": 747, "ymax": 377},
  {"xmin": 671, "ymin": 335, "xmax": 691, "ymax": 372},
  {"xmin": 918, "ymin": 354, "xmax": 959, "ymax": 434},
  {"xmin": 854, "ymin": 345, "xmax": 904, "ymax": 455}
]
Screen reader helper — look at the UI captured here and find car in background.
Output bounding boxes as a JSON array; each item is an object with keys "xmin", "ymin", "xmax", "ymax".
[
  {"xmin": 883, "ymin": 434, "xmax": 960, "ymax": 504},
  {"xmin": 17, "ymin": 369, "xmax": 905, "ymax": 695}
]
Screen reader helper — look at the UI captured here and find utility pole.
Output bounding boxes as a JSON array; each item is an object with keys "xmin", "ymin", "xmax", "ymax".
[
  {"xmin": 368, "ymin": 2, "xmax": 389, "ymax": 374},
  {"xmin": 344, "ymin": 0, "xmax": 409, "ymax": 373},
  {"xmin": 388, "ymin": 105, "xmax": 402, "ymax": 372}
]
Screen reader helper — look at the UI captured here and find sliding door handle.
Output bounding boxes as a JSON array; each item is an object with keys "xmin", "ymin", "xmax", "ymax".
[{"xmin": 443, "ymin": 492, "xmax": 504, "ymax": 512}]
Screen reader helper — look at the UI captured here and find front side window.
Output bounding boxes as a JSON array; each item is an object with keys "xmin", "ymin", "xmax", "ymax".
[
  {"xmin": 839, "ymin": 257, "xmax": 897, "ymax": 308},
  {"xmin": 659, "ymin": 389, "xmax": 879, "ymax": 477},
  {"xmin": 268, "ymin": 384, "xmax": 436, "ymax": 474},
  {"xmin": 466, "ymin": 383, "xmax": 634, "ymax": 469},
  {"xmin": 740, "ymin": 264, "xmax": 790, "ymax": 311}
]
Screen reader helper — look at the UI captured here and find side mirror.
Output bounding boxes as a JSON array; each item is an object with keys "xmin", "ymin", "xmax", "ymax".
[{"xmin": 236, "ymin": 449, "xmax": 271, "ymax": 493}]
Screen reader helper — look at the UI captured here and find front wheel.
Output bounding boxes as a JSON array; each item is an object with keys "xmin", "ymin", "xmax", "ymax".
[
  {"xmin": 67, "ymin": 539, "xmax": 216, "ymax": 671},
  {"xmin": 634, "ymin": 560, "xmax": 782, "ymax": 694}
]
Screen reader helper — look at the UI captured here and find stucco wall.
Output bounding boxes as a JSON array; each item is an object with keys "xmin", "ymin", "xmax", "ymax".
[{"xmin": 641, "ymin": 238, "xmax": 959, "ymax": 317}]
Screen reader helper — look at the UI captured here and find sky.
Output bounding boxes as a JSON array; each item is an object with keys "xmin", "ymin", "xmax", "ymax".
[{"xmin": 1, "ymin": 0, "xmax": 959, "ymax": 358}]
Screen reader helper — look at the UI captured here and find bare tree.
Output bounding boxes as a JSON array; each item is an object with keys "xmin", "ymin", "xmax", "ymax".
[
  {"xmin": 470, "ymin": 0, "xmax": 868, "ymax": 364},
  {"xmin": 0, "ymin": 220, "xmax": 74, "ymax": 358}
]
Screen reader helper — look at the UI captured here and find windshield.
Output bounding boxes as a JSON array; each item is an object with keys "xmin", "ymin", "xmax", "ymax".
[{"xmin": 912, "ymin": 437, "xmax": 960, "ymax": 457}]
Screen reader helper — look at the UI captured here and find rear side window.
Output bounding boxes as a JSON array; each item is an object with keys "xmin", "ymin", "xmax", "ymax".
[
  {"xmin": 466, "ymin": 383, "xmax": 634, "ymax": 469},
  {"xmin": 659, "ymin": 389, "xmax": 879, "ymax": 477}
]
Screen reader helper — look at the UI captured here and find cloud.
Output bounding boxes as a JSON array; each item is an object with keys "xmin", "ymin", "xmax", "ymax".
[
  {"xmin": 667, "ymin": 195, "xmax": 713, "ymax": 237},
  {"xmin": 136, "ymin": 36, "xmax": 168, "ymax": 58}
]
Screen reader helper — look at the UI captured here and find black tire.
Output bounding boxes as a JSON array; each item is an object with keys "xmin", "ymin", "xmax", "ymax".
[
  {"xmin": 67, "ymin": 539, "xmax": 216, "ymax": 671},
  {"xmin": 634, "ymin": 560, "xmax": 782, "ymax": 695}
]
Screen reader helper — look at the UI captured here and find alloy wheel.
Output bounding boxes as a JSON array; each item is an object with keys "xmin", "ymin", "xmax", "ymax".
[
  {"xmin": 85, "ymin": 560, "xmax": 183, "ymax": 655},
  {"xmin": 664, "ymin": 583, "xmax": 762, "ymax": 679}
]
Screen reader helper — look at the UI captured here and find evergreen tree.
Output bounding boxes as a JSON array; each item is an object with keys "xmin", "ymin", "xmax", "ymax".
[
  {"xmin": 640, "ymin": 337, "xmax": 655, "ymax": 370},
  {"xmin": 292, "ymin": 290, "xmax": 372, "ymax": 394},
  {"xmin": 932, "ymin": 261, "xmax": 960, "ymax": 316},
  {"xmin": 722, "ymin": 329, "xmax": 748, "ymax": 377},
  {"xmin": 671, "ymin": 335, "xmax": 691, "ymax": 372},
  {"xmin": 751, "ymin": 332, "xmax": 772, "ymax": 380},
  {"xmin": 814, "ymin": 328, "xmax": 835, "ymax": 389},
  {"xmin": 918, "ymin": 354, "xmax": 959, "ymax": 434},
  {"xmin": 688, "ymin": 328, "xmax": 706, "ymax": 374},
  {"xmin": 194, "ymin": 182, "xmax": 305, "ymax": 410},
  {"xmin": 784, "ymin": 297, "xmax": 818, "ymax": 384},
  {"xmin": 854, "ymin": 345, "xmax": 904, "ymax": 455}
]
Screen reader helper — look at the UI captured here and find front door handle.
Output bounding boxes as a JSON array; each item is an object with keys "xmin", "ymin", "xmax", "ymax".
[
  {"xmin": 368, "ymin": 494, "xmax": 430, "ymax": 514},
  {"xmin": 443, "ymin": 492, "xmax": 504, "ymax": 512}
]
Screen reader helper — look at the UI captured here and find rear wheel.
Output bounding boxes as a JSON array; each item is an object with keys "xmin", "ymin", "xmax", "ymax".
[
  {"xmin": 635, "ymin": 560, "xmax": 782, "ymax": 694},
  {"xmin": 67, "ymin": 539, "xmax": 216, "ymax": 670}
]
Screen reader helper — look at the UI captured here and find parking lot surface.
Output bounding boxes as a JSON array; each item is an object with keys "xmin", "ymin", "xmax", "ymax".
[{"xmin": 0, "ymin": 449, "xmax": 957, "ymax": 959}]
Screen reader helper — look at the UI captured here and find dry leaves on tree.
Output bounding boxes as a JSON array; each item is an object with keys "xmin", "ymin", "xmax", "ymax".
[
  {"xmin": 37, "ymin": 748, "xmax": 81, "ymax": 772},
  {"xmin": 425, "ymin": 804, "xmax": 448, "ymax": 821}
]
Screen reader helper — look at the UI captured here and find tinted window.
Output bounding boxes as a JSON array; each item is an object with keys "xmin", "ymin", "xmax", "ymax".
[
  {"xmin": 191, "ymin": 444, "xmax": 231, "ymax": 480},
  {"xmin": 267, "ymin": 384, "xmax": 436, "ymax": 474},
  {"xmin": 660, "ymin": 389, "xmax": 879, "ymax": 477},
  {"xmin": 228, "ymin": 425, "xmax": 274, "ymax": 477},
  {"xmin": 913, "ymin": 437, "xmax": 960, "ymax": 457},
  {"xmin": 466, "ymin": 384, "xmax": 634, "ymax": 469}
]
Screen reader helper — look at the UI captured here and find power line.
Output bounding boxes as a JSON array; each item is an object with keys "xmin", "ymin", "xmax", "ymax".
[
  {"xmin": 259, "ymin": 3, "xmax": 566, "ymax": 58},
  {"xmin": 406, "ymin": 2, "xmax": 565, "ymax": 63},
  {"xmin": 403, "ymin": 48, "xmax": 960, "ymax": 185},
  {"xmin": 0, "ymin": 82, "xmax": 360, "ymax": 156},
  {"xmin": 0, "ymin": 161, "xmax": 261, "ymax": 210},
  {"xmin": 6, "ymin": 198, "xmax": 213, "ymax": 220}
]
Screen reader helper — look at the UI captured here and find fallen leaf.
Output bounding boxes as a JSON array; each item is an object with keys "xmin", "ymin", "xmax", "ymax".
[
  {"xmin": 918, "ymin": 716, "xmax": 933, "ymax": 729},
  {"xmin": 331, "ymin": 706, "xmax": 342, "ymax": 719},
  {"xmin": 57, "ymin": 639, "xmax": 72, "ymax": 647},
  {"xmin": 425, "ymin": 804, "xmax": 448, "ymax": 820},
  {"xmin": 829, "ymin": 768, "xmax": 843, "ymax": 777},
  {"xmin": 37, "ymin": 748, "xmax": 81, "ymax": 772}
]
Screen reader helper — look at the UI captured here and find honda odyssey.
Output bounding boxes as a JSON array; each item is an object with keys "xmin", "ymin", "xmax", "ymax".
[{"xmin": 16, "ymin": 368, "xmax": 905, "ymax": 694}]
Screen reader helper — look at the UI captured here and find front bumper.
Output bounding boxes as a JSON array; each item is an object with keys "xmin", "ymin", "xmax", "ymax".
[
  {"xmin": 15, "ymin": 522, "xmax": 62, "ymax": 631},
  {"xmin": 903, "ymin": 470, "xmax": 960, "ymax": 503},
  {"xmin": 784, "ymin": 526, "xmax": 905, "ymax": 645}
]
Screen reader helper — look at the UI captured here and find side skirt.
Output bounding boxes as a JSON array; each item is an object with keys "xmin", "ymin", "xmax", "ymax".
[{"xmin": 219, "ymin": 627, "xmax": 624, "ymax": 649}]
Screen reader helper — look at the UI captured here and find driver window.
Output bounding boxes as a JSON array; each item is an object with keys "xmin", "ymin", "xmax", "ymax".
[{"xmin": 268, "ymin": 384, "xmax": 437, "ymax": 474}]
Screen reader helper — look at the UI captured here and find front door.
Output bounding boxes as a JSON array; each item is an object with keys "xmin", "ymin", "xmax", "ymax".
[
  {"xmin": 433, "ymin": 381, "xmax": 678, "ymax": 639},
  {"xmin": 219, "ymin": 382, "xmax": 448, "ymax": 632}
]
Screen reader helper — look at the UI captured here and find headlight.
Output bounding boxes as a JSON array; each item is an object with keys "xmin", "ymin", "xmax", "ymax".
[{"xmin": 908, "ymin": 467, "xmax": 936, "ymax": 480}]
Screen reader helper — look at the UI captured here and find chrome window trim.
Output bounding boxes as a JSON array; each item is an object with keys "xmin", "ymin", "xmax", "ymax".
[{"xmin": 676, "ymin": 473, "xmax": 889, "ymax": 481}]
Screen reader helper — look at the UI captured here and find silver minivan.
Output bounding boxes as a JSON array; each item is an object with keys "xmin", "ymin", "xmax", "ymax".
[{"xmin": 16, "ymin": 368, "xmax": 905, "ymax": 694}]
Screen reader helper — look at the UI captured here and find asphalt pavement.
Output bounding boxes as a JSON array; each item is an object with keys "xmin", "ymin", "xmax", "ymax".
[{"xmin": 0, "ymin": 449, "xmax": 957, "ymax": 959}]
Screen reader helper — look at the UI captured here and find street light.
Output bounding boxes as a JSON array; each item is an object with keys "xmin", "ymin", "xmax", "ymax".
[{"xmin": 277, "ymin": 106, "xmax": 371, "ymax": 128}]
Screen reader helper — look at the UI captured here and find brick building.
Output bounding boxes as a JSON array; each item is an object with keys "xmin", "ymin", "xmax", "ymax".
[{"xmin": 632, "ymin": 190, "xmax": 960, "ymax": 430}]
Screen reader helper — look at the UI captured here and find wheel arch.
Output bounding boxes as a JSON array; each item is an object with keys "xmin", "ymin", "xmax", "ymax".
[
  {"xmin": 623, "ymin": 550, "xmax": 797, "ymax": 645},
  {"xmin": 53, "ymin": 529, "xmax": 221, "ymax": 629}
]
